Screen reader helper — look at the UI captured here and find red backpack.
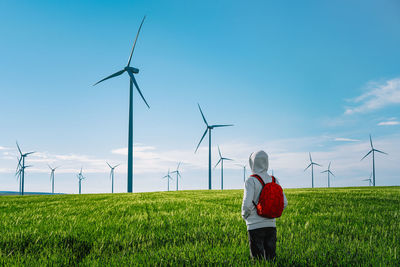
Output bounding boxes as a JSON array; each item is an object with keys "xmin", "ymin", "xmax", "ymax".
[{"xmin": 251, "ymin": 174, "xmax": 284, "ymax": 218}]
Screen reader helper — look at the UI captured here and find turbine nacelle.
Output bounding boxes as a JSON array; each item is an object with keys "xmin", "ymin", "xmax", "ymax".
[{"xmin": 124, "ymin": 66, "xmax": 139, "ymax": 74}]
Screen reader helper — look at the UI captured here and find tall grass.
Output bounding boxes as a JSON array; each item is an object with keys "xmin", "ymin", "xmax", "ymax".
[{"xmin": 0, "ymin": 187, "xmax": 399, "ymax": 266}]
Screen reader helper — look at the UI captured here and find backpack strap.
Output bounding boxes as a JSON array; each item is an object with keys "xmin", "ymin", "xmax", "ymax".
[
  {"xmin": 271, "ymin": 175, "xmax": 276, "ymax": 183},
  {"xmin": 250, "ymin": 174, "xmax": 265, "ymax": 207},
  {"xmin": 250, "ymin": 174, "xmax": 265, "ymax": 187}
]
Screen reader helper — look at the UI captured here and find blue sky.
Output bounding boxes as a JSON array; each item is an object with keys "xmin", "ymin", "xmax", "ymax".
[{"xmin": 0, "ymin": 0, "xmax": 399, "ymax": 193}]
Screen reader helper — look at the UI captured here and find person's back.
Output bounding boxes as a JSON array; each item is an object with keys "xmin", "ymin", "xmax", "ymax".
[{"xmin": 241, "ymin": 150, "xmax": 288, "ymax": 260}]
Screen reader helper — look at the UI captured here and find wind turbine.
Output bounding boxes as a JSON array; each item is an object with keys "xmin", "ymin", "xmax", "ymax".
[
  {"xmin": 236, "ymin": 163, "xmax": 247, "ymax": 182},
  {"xmin": 361, "ymin": 134, "xmax": 387, "ymax": 187},
  {"xmin": 162, "ymin": 169, "xmax": 173, "ymax": 191},
  {"xmin": 362, "ymin": 173, "xmax": 373, "ymax": 186},
  {"xmin": 321, "ymin": 162, "xmax": 335, "ymax": 188},
  {"xmin": 304, "ymin": 152, "xmax": 321, "ymax": 188},
  {"xmin": 171, "ymin": 162, "xmax": 182, "ymax": 191},
  {"xmin": 107, "ymin": 162, "xmax": 120, "ymax": 193},
  {"xmin": 214, "ymin": 146, "xmax": 233, "ymax": 190},
  {"xmin": 48, "ymin": 164, "xmax": 59, "ymax": 194},
  {"xmin": 77, "ymin": 168, "xmax": 86, "ymax": 194},
  {"xmin": 94, "ymin": 16, "xmax": 149, "ymax": 193},
  {"xmin": 195, "ymin": 104, "xmax": 233, "ymax": 189},
  {"xmin": 16, "ymin": 142, "xmax": 35, "ymax": 195}
]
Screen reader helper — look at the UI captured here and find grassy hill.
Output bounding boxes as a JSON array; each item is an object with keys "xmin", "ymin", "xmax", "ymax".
[{"xmin": 0, "ymin": 187, "xmax": 399, "ymax": 266}]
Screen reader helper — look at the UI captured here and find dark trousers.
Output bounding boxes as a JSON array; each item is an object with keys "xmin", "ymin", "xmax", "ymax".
[{"xmin": 248, "ymin": 227, "xmax": 277, "ymax": 260}]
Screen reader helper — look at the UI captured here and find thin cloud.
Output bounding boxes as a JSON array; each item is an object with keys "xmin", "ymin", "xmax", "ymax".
[
  {"xmin": 378, "ymin": 121, "xmax": 399, "ymax": 126},
  {"xmin": 334, "ymin": 138, "xmax": 360, "ymax": 142},
  {"xmin": 345, "ymin": 78, "xmax": 400, "ymax": 114}
]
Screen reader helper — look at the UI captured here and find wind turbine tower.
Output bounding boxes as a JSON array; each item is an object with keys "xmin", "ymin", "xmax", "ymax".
[
  {"xmin": 94, "ymin": 16, "xmax": 150, "ymax": 193},
  {"xmin": 48, "ymin": 165, "xmax": 59, "ymax": 194},
  {"xmin": 304, "ymin": 152, "xmax": 321, "ymax": 188},
  {"xmin": 321, "ymin": 162, "xmax": 335, "ymax": 188},
  {"xmin": 107, "ymin": 162, "xmax": 120, "ymax": 193},
  {"xmin": 361, "ymin": 134, "xmax": 387, "ymax": 187},
  {"xmin": 195, "ymin": 104, "xmax": 233, "ymax": 189},
  {"xmin": 214, "ymin": 146, "xmax": 233, "ymax": 190},
  {"xmin": 163, "ymin": 169, "xmax": 173, "ymax": 191},
  {"xmin": 171, "ymin": 162, "xmax": 182, "ymax": 191},
  {"xmin": 16, "ymin": 142, "xmax": 35, "ymax": 195},
  {"xmin": 77, "ymin": 168, "xmax": 86, "ymax": 194},
  {"xmin": 362, "ymin": 173, "xmax": 373, "ymax": 186},
  {"xmin": 236, "ymin": 164, "xmax": 247, "ymax": 182}
]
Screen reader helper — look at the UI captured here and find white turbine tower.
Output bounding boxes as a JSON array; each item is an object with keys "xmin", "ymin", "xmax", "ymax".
[
  {"xmin": 304, "ymin": 152, "xmax": 321, "ymax": 188},
  {"xmin": 107, "ymin": 162, "xmax": 120, "ymax": 193},
  {"xmin": 321, "ymin": 162, "xmax": 335, "ymax": 188},
  {"xmin": 48, "ymin": 165, "xmax": 59, "ymax": 194},
  {"xmin": 162, "ymin": 169, "xmax": 173, "ymax": 191},
  {"xmin": 236, "ymin": 163, "xmax": 247, "ymax": 182},
  {"xmin": 171, "ymin": 162, "xmax": 182, "ymax": 191},
  {"xmin": 214, "ymin": 146, "xmax": 233, "ymax": 190},
  {"xmin": 361, "ymin": 134, "xmax": 387, "ymax": 187},
  {"xmin": 362, "ymin": 173, "xmax": 373, "ymax": 186}
]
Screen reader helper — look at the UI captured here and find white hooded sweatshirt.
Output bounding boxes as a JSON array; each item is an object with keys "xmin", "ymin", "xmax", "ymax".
[{"xmin": 241, "ymin": 150, "xmax": 288, "ymax": 230}]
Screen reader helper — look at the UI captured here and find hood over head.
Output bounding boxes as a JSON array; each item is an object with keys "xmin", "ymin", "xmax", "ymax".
[{"xmin": 249, "ymin": 150, "xmax": 269, "ymax": 174}]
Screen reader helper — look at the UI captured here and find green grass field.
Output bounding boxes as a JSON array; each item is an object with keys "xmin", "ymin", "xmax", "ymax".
[{"xmin": 0, "ymin": 187, "xmax": 399, "ymax": 266}]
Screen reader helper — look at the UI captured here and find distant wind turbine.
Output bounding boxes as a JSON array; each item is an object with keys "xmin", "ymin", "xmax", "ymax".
[
  {"xmin": 362, "ymin": 173, "xmax": 373, "ymax": 186},
  {"xmin": 171, "ymin": 162, "xmax": 182, "ymax": 191},
  {"xmin": 107, "ymin": 162, "xmax": 120, "ymax": 193},
  {"xmin": 321, "ymin": 162, "xmax": 335, "ymax": 188},
  {"xmin": 94, "ymin": 16, "xmax": 149, "ymax": 193},
  {"xmin": 48, "ymin": 165, "xmax": 60, "ymax": 194},
  {"xmin": 214, "ymin": 146, "xmax": 233, "ymax": 190},
  {"xmin": 195, "ymin": 104, "xmax": 233, "ymax": 189},
  {"xmin": 162, "ymin": 169, "xmax": 173, "ymax": 191},
  {"xmin": 16, "ymin": 142, "xmax": 35, "ymax": 195},
  {"xmin": 236, "ymin": 163, "xmax": 247, "ymax": 182},
  {"xmin": 304, "ymin": 152, "xmax": 321, "ymax": 188},
  {"xmin": 77, "ymin": 168, "xmax": 86, "ymax": 194},
  {"xmin": 361, "ymin": 134, "xmax": 387, "ymax": 187}
]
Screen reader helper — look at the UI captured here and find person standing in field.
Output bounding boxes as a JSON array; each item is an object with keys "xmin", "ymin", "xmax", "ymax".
[{"xmin": 241, "ymin": 150, "xmax": 288, "ymax": 260}]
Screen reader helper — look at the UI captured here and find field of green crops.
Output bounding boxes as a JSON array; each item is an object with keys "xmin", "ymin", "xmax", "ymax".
[{"xmin": 0, "ymin": 187, "xmax": 399, "ymax": 266}]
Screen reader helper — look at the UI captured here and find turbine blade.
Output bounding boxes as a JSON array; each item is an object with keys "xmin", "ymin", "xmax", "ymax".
[
  {"xmin": 127, "ymin": 71, "xmax": 150, "ymax": 108},
  {"xmin": 309, "ymin": 152, "xmax": 312, "ymax": 162},
  {"xmin": 48, "ymin": 164, "xmax": 52, "ymax": 170},
  {"xmin": 304, "ymin": 163, "xmax": 312, "ymax": 171},
  {"xmin": 328, "ymin": 162, "xmax": 331, "ymax": 169},
  {"xmin": 314, "ymin": 163, "xmax": 322, "ymax": 167},
  {"xmin": 223, "ymin": 158, "xmax": 233, "ymax": 161},
  {"xmin": 321, "ymin": 170, "xmax": 328, "ymax": 173},
  {"xmin": 374, "ymin": 149, "xmax": 388, "ymax": 155},
  {"xmin": 361, "ymin": 150, "xmax": 372, "ymax": 161},
  {"xmin": 177, "ymin": 162, "xmax": 181, "ymax": 170},
  {"xmin": 106, "ymin": 162, "xmax": 112, "ymax": 169},
  {"xmin": 195, "ymin": 128, "xmax": 208, "ymax": 153},
  {"xmin": 197, "ymin": 104, "xmax": 208, "ymax": 126},
  {"xmin": 16, "ymin": 141, "xmax": 22, "ymax": 155},
  {"xmin": 25, "ymin": 151, "xmax": 35, "ymax": 156},
  {"xmin": 93, "ymin": 69, "xmax": 125, "ymax": 86},
  {"xmin": 127, "ymin": 16, "xmax": 146, "ymax": 67},
  {"xmin": 171, "ymin": 171, "xmax": 177, "ymax": 174},
  {"xmin": 369, "ymin": 134, "xmax": 373, "ymax": 149},
  {"xmin": 218, "ymin": 146, "xmax": 222, "ymax": 158},
  {"xmin": 114, "ymin": 164, "xmax": 121, "ymax": 168},
  {"xmin": 214, "ymin": 158, "xmax": 221, "ymax": 169},
  {"xmin": 211, "ymin": 124, "xmax": 234, "ymax": 128},
  {"xmin": 329, "ymin": 170, "xmax": 335, "ymax": 177}
]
